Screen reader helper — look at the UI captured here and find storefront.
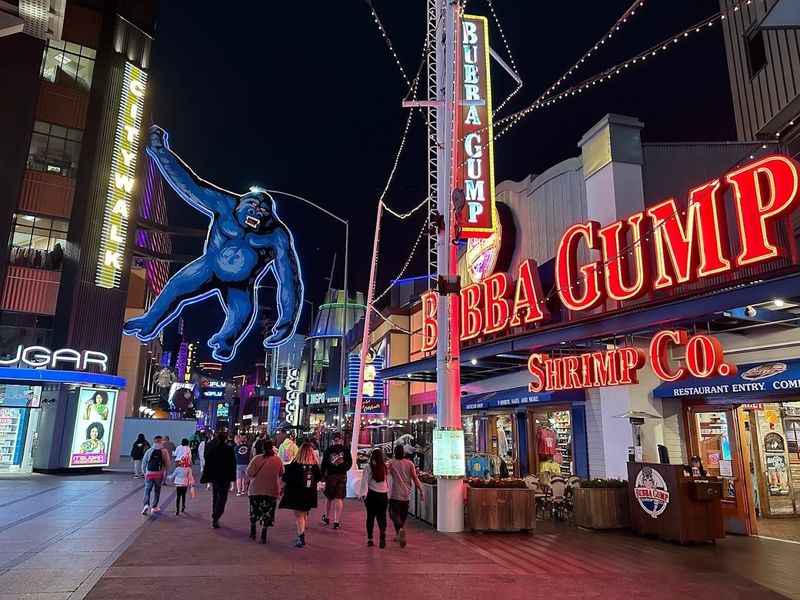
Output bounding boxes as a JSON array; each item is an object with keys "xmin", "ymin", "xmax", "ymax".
[
  {"xmin": 0, "ymin": 365, "xmax": 125, "ymax": 473},
  {"xmin": 655, "ymin": 359, "xmax": 800, "ymax": 536}
]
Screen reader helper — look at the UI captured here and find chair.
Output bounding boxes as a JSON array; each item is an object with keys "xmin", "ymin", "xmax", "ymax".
[{"xmin": 549, "ymin": 476, "xmax": 569, "ymax": 521}]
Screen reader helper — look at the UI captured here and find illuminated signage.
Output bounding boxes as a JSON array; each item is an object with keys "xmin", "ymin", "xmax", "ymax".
[
  {"xmin": 433, "ymin": 428, "xmax": 466, "ymax": 477},
  {"xmin": 0, "ymin": 345, "xmax": 108, "ymax": 372},
  {"xmin": 456, "ymin": 14, "xmax": 496, "ymax": 239},
  {"xmin": 96, "ymin": 62, "xmax": 147, "ymax": 289},
  {"xmin": 465, "ymin": 203, "xmax": 505, "ymax": 284},
  {"xmin": 69, "ymin": 387, "xmax": 118, "ymax": 468},
  {"xmin": 215, "ymin": 402, "xmax": 229, "ymax": 418},
  {"xmin": 527, "ymin": 330, "xmax": 735, "ymax": 392},
  {"xmin": 422, "ymin": 154, "xmax": 800, "ymax": 350},
  {"xmin": 284, "ymin": 368, "xmax": 301, "ymax": 426},
  {"xmin": 349, "ymin": 350, "xmax": 385, "ymax": 414}
]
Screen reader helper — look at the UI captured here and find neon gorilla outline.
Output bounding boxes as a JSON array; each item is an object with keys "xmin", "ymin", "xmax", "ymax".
[{"xmin": 122, "ymin": 125, "xmax": 304, "ymax": 362}]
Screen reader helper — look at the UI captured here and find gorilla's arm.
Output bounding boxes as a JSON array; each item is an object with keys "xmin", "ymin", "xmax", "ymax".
[
  {"xmin": 145, "ymin": 126, "xmax": 234, "ymax": 216},
  {"xmin": 249, "ymin": 227, "xmax": 303, "ymax": 347}
]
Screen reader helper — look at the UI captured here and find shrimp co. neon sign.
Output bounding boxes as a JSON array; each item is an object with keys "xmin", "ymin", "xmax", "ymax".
[{"xmin": 421, "ymin": 154, "xmax": 800, "ymax": 351}]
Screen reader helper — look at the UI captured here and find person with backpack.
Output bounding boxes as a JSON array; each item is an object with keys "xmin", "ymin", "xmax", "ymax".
[
  {"xmin": 358, "ymin": 448, "xmax": 389, "ymax": 548},
  {"xmin": 320, "ymin": 432, "xmax": 352, "ymax": 530},
  {"xmin": 279, "ymin": 442, "xmax": 322, "ymax": 548},
  {"xmin": 130, "ymin": 433, "xmax": 150, "ymax": 478},
  {"xmin": 388, "ymin": 445, "xmax": 423, "ymax": 548},
  {"xmin": 201, "ymin": 429, "xmax": 236, "ymax": 528},
  {"xmin": 172, "ymin": 454, "xmax": 195, "ymax": 515},
  {"xmin": 141, "ymin": 435, "xmax": 171, "ymax": 515},
  {"xmin": 246, "ymin": 439, "xmax": 283, "ymax": 543}
]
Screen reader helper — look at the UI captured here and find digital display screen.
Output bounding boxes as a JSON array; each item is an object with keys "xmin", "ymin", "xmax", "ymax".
[{"xmin": 69, "ymin": 387, "xmax": 118, "ymax": 468}]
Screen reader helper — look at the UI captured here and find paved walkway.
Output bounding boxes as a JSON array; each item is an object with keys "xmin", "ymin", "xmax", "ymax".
[{"xmin": 2, "ymin": 471, "xmax": 798, "ymax": 599}]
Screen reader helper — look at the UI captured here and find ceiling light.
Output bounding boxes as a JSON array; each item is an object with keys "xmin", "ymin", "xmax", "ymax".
[
  {"xmin": 774, "ymin": 298, "xmax": 785, "ymax": 308},
  {"xmin": 470, "ymin": 358, "xmax": 477, "ymax": 366}
]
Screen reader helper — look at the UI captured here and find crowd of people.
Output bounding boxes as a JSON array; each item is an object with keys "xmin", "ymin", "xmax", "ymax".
[{"xmin": 129, "ymin": 429, "xmax": 424, "ymax": 549}]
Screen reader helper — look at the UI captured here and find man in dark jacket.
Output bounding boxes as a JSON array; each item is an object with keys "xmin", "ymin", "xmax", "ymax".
[
  {"xmin": 201, "ymin": 429, "xmax": 236, "ymax": 528},
  {"xmin": 320, "ymin": 433, "xmax": 353, "ymax": 529},
  {"xmin": 130, "ymin": 433, "xmax": 150, "ymax": 478}
]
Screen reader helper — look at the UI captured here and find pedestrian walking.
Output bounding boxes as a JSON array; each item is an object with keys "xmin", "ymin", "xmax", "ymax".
[
  {"xmin": 130, "ymin": 433, "xmax": 149, "ymax": 478},
  {"xmin": 163, "ymin": 436, "xmax": 177, "ymax": 455},
  {"xmin": 141, "ymin": 435, "xmax": 171, "ymax": 515},
  {"xmin": 252, "ymin": 431, "xmax": 267, "ymax": 456},
  {"xmin": 388, "ymin": 445, "xmax": 423, "ymax": 548},
  {"xmin": 279, "ymin": 442, "xmax": 322, "ymax": 548},
  {"xmin": 358, "ymin": 448, "xmax": 389, "ymax": 548},
  {"xmin": 174, "ymin": 438, "xmax": 191, "ymax": 463},
  {"xmin": 198, "ymin": 435, "xmax": 208, "ymax": 487},
  {"xmin": 320, "ymin": 433, "xmax": 352, "ymax": 529},
  {"xmin": 201, "ymin": 429, "xmax": 236, "ymax": 528},
  {"xmin": 278, "ymin": 432, "xmax": 298, "ymax": 464},
  {"xmin": 172, "ymin": 454, "xmax": 195, "ymax": 515},
  {"xmin": 246, "ymin": 439, "xmax": 283, "ymax": 543},
  {"xmin": 234, "ymin": 435, "xmax": 251, "ymax": 496}
]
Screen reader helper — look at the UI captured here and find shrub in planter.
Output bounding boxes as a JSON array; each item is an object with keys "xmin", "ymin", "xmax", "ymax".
[
  {"xmin": 466, "ymin": 477, "xmax": 527, "ymax": 489},
  {"xmin": 573, "ymin": 478, "xmax": 630, "ymax": 529}
]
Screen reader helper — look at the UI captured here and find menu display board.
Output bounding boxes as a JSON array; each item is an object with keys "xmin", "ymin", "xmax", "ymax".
[
  {"xmin": 0, "ymin": 407, "xmax": 27, "ymax": 467},
  {"xmin": 69, "ymin": 387, "xmax": 117, "ymax": 468},
  {"xmin": 433, "ymin": 428, "xmax": 466, "ymax": 477}
]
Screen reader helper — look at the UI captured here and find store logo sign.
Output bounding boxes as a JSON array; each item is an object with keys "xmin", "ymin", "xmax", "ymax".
[
  {"xmin": 634, "ymin": 466, "xmax": 670, "ymax": 518},
  {"xmin": 284, "ymin": 368, "xmax": 301, "ymax": 426},
  {"xmin": 96, "ymin": 62, "xmax": 147, "ymax": 289},
  {"xmin": 0, "ymin": 345, "xmax": 108, "ymax": 372}
]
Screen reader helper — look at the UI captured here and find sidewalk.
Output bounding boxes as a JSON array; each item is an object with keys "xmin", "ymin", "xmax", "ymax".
[{"xmin": 83, "ymin": 481, "xmax": 796, "ymax": 600}]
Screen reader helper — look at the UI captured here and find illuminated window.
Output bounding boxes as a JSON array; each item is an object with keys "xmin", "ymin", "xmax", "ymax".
[
  {"xmin": 40, "ymin": 40, "xmax": 96, "ymax": 92},
  {"xmin": 8, "ymin": 214, "xmax": 68, "ymax": 270},
  {"xmin": 28, "ymin": 121, "xmax": 83, "ymax": 178}
]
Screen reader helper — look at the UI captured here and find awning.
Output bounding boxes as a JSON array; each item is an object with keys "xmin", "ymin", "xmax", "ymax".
[
  {"xmin": 0, "ymin": 367, "xmax": 126, "ymax": 388},
  {"xmin": 760, "ymin": 0, "xmax": 800, "ymax": 29},
  {"xmin": 461, "ymin": 386, "xmax": 584, "ymax": 411},
  {"xmin": 653, "ymin": 359, "xmax": 800, "ymax": 401}
]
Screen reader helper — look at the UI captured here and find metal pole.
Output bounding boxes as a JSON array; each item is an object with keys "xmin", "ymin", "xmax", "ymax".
[
  {"xmin": 349, "ymin": 203, "xmax": 383, "ymax": 469},
  {"xmin": 435, "ymin": 0, "xmax": 464, "ymax": 533},
  {"xmin": 338, "ymin": 221, "xmax": 349, "ymax": 430}
]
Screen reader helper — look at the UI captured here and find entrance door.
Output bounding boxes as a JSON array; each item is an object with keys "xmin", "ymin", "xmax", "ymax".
[{"xmin": 686, "ymin": 404, "xmax": 754, "ymax": 534}]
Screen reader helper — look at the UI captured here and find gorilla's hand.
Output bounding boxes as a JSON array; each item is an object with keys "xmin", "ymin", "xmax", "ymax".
[
  {"xmin": 148, "ymin": 125, "xmax": 169, "ymax": 152},
  {"xmin": 264, "ymin": 322, "xmax": 294, "ymax": 348}
]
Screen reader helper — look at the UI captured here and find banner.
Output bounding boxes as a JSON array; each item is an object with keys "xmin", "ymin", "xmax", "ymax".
[{"xmin": 69, "ymin": 387, "xmax": 118, "ymax": 467}]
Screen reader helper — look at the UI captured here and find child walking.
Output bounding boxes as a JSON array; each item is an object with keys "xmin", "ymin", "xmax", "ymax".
[{"xmin": 173, "ymin": 455, "xmax": 194, "ymax": 515}]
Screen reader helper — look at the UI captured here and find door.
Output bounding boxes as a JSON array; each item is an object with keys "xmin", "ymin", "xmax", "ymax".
[{"xmin": 686, "ymin": 404, "xmax": 753, "ymax": 534}]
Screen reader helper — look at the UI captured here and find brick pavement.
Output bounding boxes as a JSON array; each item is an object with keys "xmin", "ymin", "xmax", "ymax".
[{"xmin": 83, "ymin": 481, "xmax": 797, "ymax": 600}]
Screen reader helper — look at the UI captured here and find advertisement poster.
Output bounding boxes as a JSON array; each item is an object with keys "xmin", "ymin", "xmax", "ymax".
[{"xmin": 69, "ymin": 387, "xmax": 117, "ymax": 468}]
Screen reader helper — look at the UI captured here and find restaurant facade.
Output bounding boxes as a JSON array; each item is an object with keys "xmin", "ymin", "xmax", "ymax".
[{"xmin": 380, "ymin": 112, "xmax": 800, "ymax": 537}]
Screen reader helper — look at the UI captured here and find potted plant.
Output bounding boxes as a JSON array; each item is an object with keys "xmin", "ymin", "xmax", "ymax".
[
  {"xmin": 573, "ymin": 478, "xmax": 630, "ymax": 530},
  {"xmin": 465, "ymin": 478, "xmax": 536, "ymax": 532}
]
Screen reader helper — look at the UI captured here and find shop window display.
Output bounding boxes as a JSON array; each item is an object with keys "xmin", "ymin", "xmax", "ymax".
[
  {"xmin": 693, "ymin": 411, "xmax": 735, "ymax": 500},
  {"xmin": 533, "ymin": 408, "xmax": 573, "ymax": 477}
]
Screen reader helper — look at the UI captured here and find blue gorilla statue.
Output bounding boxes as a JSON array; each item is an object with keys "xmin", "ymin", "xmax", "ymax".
[{"xmin": 123, "ymin": 126, "xmax": 303, "ymax": 362}]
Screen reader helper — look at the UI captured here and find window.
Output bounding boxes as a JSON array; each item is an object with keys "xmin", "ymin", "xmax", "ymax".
[
  {"xmin": 8, "ymin": 214, "xmax": 68, "ymax": 269},
  {"xmin": 27, "ymin": 121, "xmax": 83, "ymax": 178},
  {"xmin": 747, "ymin": 29, "xmax": 767, "ymax": 77},
  {"xmin": 40, "ymin": 40, "xmax": 96, "ymax": 92}
]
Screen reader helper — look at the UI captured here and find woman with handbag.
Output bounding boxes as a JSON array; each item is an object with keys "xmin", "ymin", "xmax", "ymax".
[
  {"xmin": 279, "ymin": 442, "xmax": 322, "ymax": 548},
  {"xmin": 246, "ymin": 439, "xmax": 284, "ymax": 543}
]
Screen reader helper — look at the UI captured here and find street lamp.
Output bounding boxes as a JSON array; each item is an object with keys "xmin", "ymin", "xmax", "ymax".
[{"xmin": 265, "ymin": 189, "xmax": 350, "ymax": 429}]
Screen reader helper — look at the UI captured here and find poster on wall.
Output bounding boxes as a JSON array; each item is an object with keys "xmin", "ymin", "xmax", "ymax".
[
  {"xmin": 765, "ymin": 454, "xmax": 790, "ymax": 496},
  {"xmin": 69, "ymin": 387, "xmax": 118, "ymax": 468}
]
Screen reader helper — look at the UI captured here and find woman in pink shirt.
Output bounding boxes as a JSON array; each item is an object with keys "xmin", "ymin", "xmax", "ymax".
[{"xmin": 246, "ymin": 439, "xmax": 284, "ymax": 543}]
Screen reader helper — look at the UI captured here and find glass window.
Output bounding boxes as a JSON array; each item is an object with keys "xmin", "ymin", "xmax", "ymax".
[
  {"xmin": 27, "ymin": 121, "xmax": 83, "ymax": 178},
  {"xmin": 8, "ymin": 214, "xmax": 69, "ymax": 270},
  {"xmin": 40, "ymin": 40, "xmax": 96, "ymax": 92}
]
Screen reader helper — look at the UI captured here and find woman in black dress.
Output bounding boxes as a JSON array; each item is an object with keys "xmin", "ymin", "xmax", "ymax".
[{"xmin": 279, "ymin": 441, "xmax": 322, "ymax": 547}]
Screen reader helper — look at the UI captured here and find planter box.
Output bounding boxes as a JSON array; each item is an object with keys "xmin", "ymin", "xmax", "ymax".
[
  {"xmin": 574, "ymin": 487, "xmax": 630, "ymax": 529},
  {"xmin": 466, "ymin": 487, "xmax": 536, "ymax": 532}
]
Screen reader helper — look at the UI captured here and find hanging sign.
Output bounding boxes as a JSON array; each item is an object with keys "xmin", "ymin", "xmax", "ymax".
[
  {"xmin": 96, "ymin": 62, "xmax": 147, "ymax": 289},
  {"xmin": 422, "ymin": 154, "xmax": 800, "ymax": 351},
  {"xmin": 284, "ymin": 368, "xmax": 301, "ymax": 426},
  {"xmin": 456, "ymin": 14, "xmax": 496, "ymax": 239},
  {"xmin": 349, "ymin": 350, "xmax": 385, "ymax": 414}
]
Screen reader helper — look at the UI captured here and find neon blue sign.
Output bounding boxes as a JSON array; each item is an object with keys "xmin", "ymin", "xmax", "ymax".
[{"xmin": 123, "ymin": 126, "xmax": 304, "ymax": 362}]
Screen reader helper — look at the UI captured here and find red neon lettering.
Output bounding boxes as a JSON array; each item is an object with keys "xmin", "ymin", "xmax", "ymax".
[
  {"xmin": 685, "ymin": 334, "xmax": 725, "ymax": 378},
  {"xmin": 726, "ymin": 155, "xmax": 800, "ymax": 266},
  {"xmin": 528, "ymin": 353, "xmax": 546, "ymax": 393},
  {"xmin": 617, "ymin": 347, "xmax": 646, "ymax": 385},
  {"xmin": 599, "ymin": 212, "xmax": 649, "ymax": 301},
  {"xmin": 591, "ymin": 351, "xmax": 618, "ymax": 386},
  {"xmin": 420, "ymin": 291, "xmax": 438, "ymax": 352},
  {"xmin": 460, "ymin": 283, "xmax": 483, "ymax": 341},
  {"xmin": 545, "ymin": 356, "xmax": 562, "ymax": 391},
  {"xmin": 556, "ymin": 222, "xmax": 604, "ymax": 311},
  {"xmin": 482, "ymin": 272, "xmax": 512, "ymax": 335},
  {"xmin": 564, "ymin": 355, "xmax": 582, "ymax": 389},
  {"xmin": 509, "ymin": 259, "xmax": 548, "ymax": 326},
  {"xmin": 648, "ymin": 329, "xmax": 687, "ymax": 381}
]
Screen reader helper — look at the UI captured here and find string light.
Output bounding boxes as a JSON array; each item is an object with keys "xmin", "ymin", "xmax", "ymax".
[
  {"xmin": 484, "ymin": 0, "xmax": 523, "ymax": 117},
  {"xmin": 373, "ymin": 218, "xmax": 429, "ymax": 303},
  {"xmin": 365, "ymin": 0, "xmax": 411, "ymax": 87}
]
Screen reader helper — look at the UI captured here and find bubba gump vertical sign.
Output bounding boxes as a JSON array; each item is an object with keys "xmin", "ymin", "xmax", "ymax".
[{"xmin": 457, "ymin": 14, "xmax": 496, "ymax": 239}]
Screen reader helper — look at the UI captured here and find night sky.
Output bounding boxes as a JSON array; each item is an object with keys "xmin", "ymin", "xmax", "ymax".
[{"xmin": 147, "ymin": 1, "xmax": 735, "ymax": 375}]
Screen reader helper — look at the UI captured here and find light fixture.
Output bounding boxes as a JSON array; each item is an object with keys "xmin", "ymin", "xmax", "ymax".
[
  {"xmin": 774, "ymin": 298, "xmax": 785, "ymax": 308},
  {"xmin": 470, "ymin": 358, "xmax": 477, "ymax": 366}
]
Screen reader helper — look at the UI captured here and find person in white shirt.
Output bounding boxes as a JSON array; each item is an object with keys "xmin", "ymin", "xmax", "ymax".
[
  {"xmin": 358, "ymin": 448, "xmax": 390, "ymax": 548},
  {"xmin": 174, "ymin": 438, "xmax": 191, "ymax": 462}
]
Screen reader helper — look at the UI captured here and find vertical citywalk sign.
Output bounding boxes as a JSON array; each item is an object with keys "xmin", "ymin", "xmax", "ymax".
[
  {"xmin": 457, "ymin": 14, "xmax": 496, "ymax": 239},
  {"xmin": 96, "ymin": 62, "xmax": 147, "ymax": 289}
]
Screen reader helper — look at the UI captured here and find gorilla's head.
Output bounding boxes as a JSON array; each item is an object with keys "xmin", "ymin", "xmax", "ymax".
[{"xmin": 235, "ymin": 190, "xmax": 276, "ymax": 231}]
